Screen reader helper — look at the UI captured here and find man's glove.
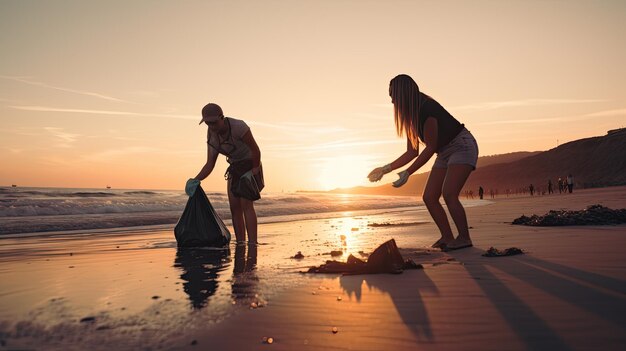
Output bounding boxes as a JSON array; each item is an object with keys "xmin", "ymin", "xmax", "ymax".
[{"xmin": 185, "ymin": 178, "xmax": 200, "ymax": 197}]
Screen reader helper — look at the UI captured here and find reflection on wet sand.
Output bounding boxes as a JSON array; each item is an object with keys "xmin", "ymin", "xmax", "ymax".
[
  {"xmin": 174, "ymin": 248, "xmax": 230, "ymax": 309},
  {"xmin": 232, "ymin": 244, "xmax": 259, "ymax": 302}
]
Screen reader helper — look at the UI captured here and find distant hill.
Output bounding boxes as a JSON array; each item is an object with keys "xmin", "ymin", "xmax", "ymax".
[
  {"xmin": 476, "ymin": 151, "xmax": 541, "ymax": 168},
  {"xmin": 329, "ymin": 128, "xmax": 626, "ymax": 196}
]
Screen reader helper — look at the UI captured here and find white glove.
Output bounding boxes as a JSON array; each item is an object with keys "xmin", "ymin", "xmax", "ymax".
[
  {"xmin": 392, "ymin": 170, "xmax": 410, "ymax": 188},
  {"xmin": 368, "ymin": 164, "xmax": 392, "ymax": 182}
]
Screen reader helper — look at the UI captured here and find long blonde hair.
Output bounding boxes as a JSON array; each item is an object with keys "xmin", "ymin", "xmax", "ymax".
[{"xmin": 389, "ymin": 74, "xmax": 422, "ymax": 149}]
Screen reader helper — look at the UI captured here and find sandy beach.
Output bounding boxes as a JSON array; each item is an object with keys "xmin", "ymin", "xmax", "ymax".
[
  {"xmin": 173, "ymin": 186, "xmax": 626, "ymax": 351},
  {"xmin": 1, "ymin": 186, "xmax": 625, "ymax": 351}
]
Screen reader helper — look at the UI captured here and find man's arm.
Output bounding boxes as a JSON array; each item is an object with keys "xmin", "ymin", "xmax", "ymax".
[
  {"xmin": 242, "ymin": 130, "xmax": 261, "ymax": 173},
  {"xmin": 194, "ymin": 144, "xmax": 219, "ymax": 180}
]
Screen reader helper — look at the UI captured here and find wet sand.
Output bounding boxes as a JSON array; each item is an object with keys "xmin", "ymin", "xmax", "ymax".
[
  {"xmin": 175, "ymin": 186, "xmax": 626, "ymax": 350},
  {"xmin": 0, "ymin": 203, "xmax": 447, "ymax": 350},
  {"xmin": 1, "ymin": 187, "xmax": 625, "ymax": 350}
]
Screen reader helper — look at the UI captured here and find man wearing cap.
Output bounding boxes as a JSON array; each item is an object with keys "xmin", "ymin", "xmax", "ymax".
[{"xmin": 191, "ymin": 103, "xmax": 263, "ymax": 244}]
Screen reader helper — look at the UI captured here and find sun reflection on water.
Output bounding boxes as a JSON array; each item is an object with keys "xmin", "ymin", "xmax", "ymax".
[{"xmin": 329, "ymin": 215, "xmax": 368, "ymax": 258}]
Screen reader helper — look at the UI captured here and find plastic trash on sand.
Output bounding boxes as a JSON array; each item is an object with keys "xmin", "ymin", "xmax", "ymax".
[
  {"xmin": 175, "ymin": 184, "xmax": 231, "ymax": 247},
  {"xmin": 307, "ymin": 239, "xmax": 422, "ymax": 275},
  {"xmin": 482, "ymin": 247, "xmax": 524, "ymax": 257}
]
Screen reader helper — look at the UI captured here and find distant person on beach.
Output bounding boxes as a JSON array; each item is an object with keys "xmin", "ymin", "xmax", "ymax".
[
  {"xmin": 558, "ymin": 177, "xmax": 563, "ymax": 193},
  {"xmin": 529, "ymin": 184, "xmax": 534, "ymax": 196},
  {"xmin": 368, "ymin": 74, "xmax": 478, "ymax": 251},
  {"xmin": 478, "ymin": 186, "xmax": 484, "ymax": 200},
  {"xmin": 548, "ymin": 179, "xmax": 553, "ymax": 194},
  {"xmin": 567, "ymin": 174, "xmax": 574, "ymax": 193},
  {"xmin": 191, "ymin": 103, "xmax": 263, "ymax": 244}
]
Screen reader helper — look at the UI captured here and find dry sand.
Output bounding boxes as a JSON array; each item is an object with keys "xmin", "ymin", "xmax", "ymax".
[{"xmin": 175, "ymin": 186, "xmax": 626, "ymax": 350}]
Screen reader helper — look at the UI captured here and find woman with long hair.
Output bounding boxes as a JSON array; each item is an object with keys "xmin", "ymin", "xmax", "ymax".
[{"xmin": 368, "ymin": 74, "xmax": 479, "ymax": 251}]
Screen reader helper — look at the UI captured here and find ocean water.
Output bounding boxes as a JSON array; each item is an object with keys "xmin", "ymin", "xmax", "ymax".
[{"xmin": 0, "ymin": 186, "xmax": 425, "ymax": 235}]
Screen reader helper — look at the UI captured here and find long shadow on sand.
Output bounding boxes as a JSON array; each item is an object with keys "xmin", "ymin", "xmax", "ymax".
[
  {"xmin": 449, "ymin": 247, "xmax": 626, "ymax": 350},
  {"xmin": 336, "ymin": 247, "xmax": 626, "ymax": 348},
  {"xmin": 339, "ymin": 269, "xmax": 439, "ymax": 342}
]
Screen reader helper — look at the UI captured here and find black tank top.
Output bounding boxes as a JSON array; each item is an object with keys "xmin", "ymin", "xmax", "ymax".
[{"xmin": 418, "ymin": 96, "xmax": 464, "ymax": 151}]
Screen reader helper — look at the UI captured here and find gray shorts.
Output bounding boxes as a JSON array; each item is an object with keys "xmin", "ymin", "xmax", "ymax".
[{"xmin": 433, "ymin": 128, "xmax": 479, "ymax": 170}]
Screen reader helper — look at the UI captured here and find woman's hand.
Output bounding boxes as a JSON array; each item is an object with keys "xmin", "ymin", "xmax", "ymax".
[
  {"xmin": 368, "ymin": 164, "xmax": 392, "ymax": 182},
  {"xmin": 392, "ymin": 170, "xmax": 410, "ymax": 188}
]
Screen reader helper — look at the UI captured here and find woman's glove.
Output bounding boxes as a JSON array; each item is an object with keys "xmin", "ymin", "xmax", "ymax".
[
  {"xmin": 185, "ymin": 178, "xmax": 200, "ymax": 197},
  {"xmin": 392, "ymin": 170, "xmax": 410, "ymax": 188},
  {"xmin": 368, "ymin": 164, "xmax": 392, "ymax": 182}
]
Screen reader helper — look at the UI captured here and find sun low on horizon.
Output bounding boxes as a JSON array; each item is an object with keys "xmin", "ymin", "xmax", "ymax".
[
  {"xmin": 1, "ymin": 1, "xmax": 625, "ymax": 192},
  {"xmin": 316, "ymin": 156, "xmax": 373, "ymax": 191}
]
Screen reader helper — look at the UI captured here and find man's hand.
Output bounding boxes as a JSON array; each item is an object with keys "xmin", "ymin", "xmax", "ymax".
[
  {"xmin": 392, "ymin": 170, "xmax": 410, "ymax": 188},
  {"xmin": 185, "ymin": 178, "xmax": 200, "ymax": 197}
]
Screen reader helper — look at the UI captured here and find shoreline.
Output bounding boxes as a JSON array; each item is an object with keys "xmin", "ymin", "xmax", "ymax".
[{"xmin": 0, "ymin": 205, "xmax": 428, "ymax": 238}]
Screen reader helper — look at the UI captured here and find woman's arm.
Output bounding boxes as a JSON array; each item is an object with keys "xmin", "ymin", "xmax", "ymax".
[
  {"xmin": 405, "ymin": 117, "xmax": 437, "ymax": 175},
  {"xmin": 388, "ymin": 138, "xmax": 419, "ymax": 171},
  {"xmin": 368, "ymin": 136, "xmax": 419, "ymax": 182},
  {"xmin": 194, "ymin": 144, "xmax": 219, "ymax": 180}
]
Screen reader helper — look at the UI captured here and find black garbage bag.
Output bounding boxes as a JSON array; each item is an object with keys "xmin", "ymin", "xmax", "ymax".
[
  {"xmin": 227, "ymin": 161, "xmax": 265, "ymax": 201},
  {"xmin": 232, "ymin": 171, "xmax": 263, "ymax": 201},
  {"xmin": 174, "ymin": 185, "xmax": 231, "ymax": 247}
]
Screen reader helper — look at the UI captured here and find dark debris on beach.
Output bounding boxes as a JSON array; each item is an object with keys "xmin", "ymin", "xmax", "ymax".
[{"xmin": 512, "ymin": 204, "xmax": 626, "ymax": 226}]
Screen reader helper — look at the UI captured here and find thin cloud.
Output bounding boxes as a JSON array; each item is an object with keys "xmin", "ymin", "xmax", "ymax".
[
  {"xmin": 1, "ymin": 76, "xmax": 130, "ymax": 103},
  {"xmin": 352, "ymin": 112, "xmax": 391, "ymax": 121},
  {"xmin": 477, "ymin": 117, "xmax": 565, "ymax": 125},
  {"xmin": 7, "ymin": 106, "xmax": 353, "ymax": 134},
  {"xmin": 583, "ymin": 108, "xmax": 626, "ymax": 117},
  {"xmin": 83, "ymin": 146, "xmax": 159, "ymax": 162},
  {"xmin": 453, "ymin": 99, "xmax": 606, "ymax": 111},
  {"xmin": 43, "ymin": 127, "xmax": 81, "ymax": 148},
  {"xmin": 8, "ymin": 105, "xmax": 197, "ymax": 120},
  {"xmin": 475, "ymin": 107, "xmax": 625, "ymax": 126},
  {"xmin": 263, "ymin": 139, "xmax": 400, "ymax": 153},
  {"xmin": 248, "ymin": 120, "xmax": 348, "ymax": 134},
  {"xmin": 126, "ymin": 90, "xmax": 161, "ymax": 98}
]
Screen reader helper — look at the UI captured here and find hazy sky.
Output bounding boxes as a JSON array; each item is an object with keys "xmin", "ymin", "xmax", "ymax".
[{"xmin": 1, "ymin": 0, "xmax": 625, "ymax": 192}]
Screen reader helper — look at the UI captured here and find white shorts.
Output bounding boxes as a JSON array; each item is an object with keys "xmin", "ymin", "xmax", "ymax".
[{"xmin": 433, "ymin": 128, "xmax": 479, "ymax": 170}]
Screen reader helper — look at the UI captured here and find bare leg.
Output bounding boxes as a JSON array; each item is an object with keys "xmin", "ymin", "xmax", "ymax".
[
  {"xmin": 422, "ymin": 167, "xmax": 454, "ymax": 247},
  {"xmin": 241, "ymin": 198, "xmax": 258, "ymax": 244},
  {"xmin": 442, "ymin": 164, "xmax": 474, "ymax": 249},
  {"xmin": 227, "ymin": 180, "xmax": 246, "ymax": 243}
]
